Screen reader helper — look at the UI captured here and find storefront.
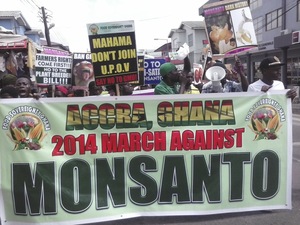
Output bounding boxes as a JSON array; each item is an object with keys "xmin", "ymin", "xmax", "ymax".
[{"xmin": 0, "ymin": 33, "xmax": 39, "ymax": 86}]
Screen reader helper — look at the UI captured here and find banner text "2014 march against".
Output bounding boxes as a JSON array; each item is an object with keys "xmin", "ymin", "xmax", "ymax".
[{"xmin": 49, "ymin": 99, "xmax": 245, "ymax": 155}]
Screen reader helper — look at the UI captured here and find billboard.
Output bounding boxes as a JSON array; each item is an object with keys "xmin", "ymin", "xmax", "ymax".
[{"xmin": 203, "ymin": 0, "xmax": 257, "ymax": 57}]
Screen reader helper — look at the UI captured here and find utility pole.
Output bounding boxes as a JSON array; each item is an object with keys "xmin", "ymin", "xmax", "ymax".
[{"xmin": 41, "ymin": 6, "xmax": 51, "ymax": 46}]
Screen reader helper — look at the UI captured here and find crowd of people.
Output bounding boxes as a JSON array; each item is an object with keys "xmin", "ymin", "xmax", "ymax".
[
  {"xmin": 0, "ymin": 55, "xmax": 297, "ymax": 100},
  {"xmin": 154, "ymin": 55, "xmax": 297, "ymax": 100},
  {"xmin": 0, "ymin": 75, "xmax": 135, "ymax": 99}
]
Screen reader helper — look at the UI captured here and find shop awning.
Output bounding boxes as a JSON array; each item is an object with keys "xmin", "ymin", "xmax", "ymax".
[{"xmin": 0, "ymin": 33, "xmax": 28, "ymax": 49}]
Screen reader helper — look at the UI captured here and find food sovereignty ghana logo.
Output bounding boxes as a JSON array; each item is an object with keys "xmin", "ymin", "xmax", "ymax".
[
  {"xmin": 245, "ymin": 98, "xmax": 286, "ymax": 141},
  {"xmin": 2, "ymin": 106, "xmax": 51, "ymax": 150}
]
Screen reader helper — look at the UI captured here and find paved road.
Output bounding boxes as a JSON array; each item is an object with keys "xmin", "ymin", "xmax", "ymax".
[{"xmin": 92, "ymin": 113, "xmax": 300, "ymax": 225}]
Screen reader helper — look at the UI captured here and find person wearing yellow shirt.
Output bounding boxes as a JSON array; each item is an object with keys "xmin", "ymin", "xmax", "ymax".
[
  {"xmin": 183, "ymin": 71, "xmax": 202, "ymax": 94},
  {"xmin": 182, "ymin": 56, "xmax": 202, "ymax": 94}
]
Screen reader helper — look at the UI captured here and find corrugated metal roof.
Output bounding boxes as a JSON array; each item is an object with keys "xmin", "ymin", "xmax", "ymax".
[
  {"xmin": 25, "ymin": 29, "xmax": 44, "ymax": 38},
  {"xmin": 154, "ymin": 43, "xmax": 171, "ymax": 52},
  {"xmin": 0, "ymin": 11, "xmax": 21, "ymax": 17},
  {"xmin": 0, "ymin": 11, "xmax": 31, "ymax": 30},
  {"xmin": 168, "ymin": 21, "xmax": 206, "ymax": 37},
  {"xmin": 180, "ymin": 21, "xmax": 206, "ymax": 29},
  {"xmin": 40, "ymin": 39, "xmax": 70, "ymax": 52}
]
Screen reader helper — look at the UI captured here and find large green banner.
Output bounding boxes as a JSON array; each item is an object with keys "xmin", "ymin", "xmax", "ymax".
[{"xmin": 0, "ymin": 91, "xmax": 292, "ymax": 224}]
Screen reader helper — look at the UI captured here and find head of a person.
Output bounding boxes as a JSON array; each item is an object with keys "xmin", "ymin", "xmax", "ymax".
[
  {"xmin": 88, "ymin": 81, "xmax": 102, "ymax": 96},
  {"xmin": 0, "ymin": 85, "xmax": 19, "ymax": 98},
  {"xmin": 15, "ymin": 76, "xmax": 32, "ymax": 98},
  {"xmin": 47, "ymin": 85, "xmax": 69, "ymax": 98},
  {"xmin": 47, "ymin": 85, "xmax": 53, "ymax": 97},
  {"xmin": 160, "ymin": 63, "xmax": 180, "ymax": 84},
  {"xmin": 210, "ymin": 62, "xmax": 230, "ymax": 80},
  {"xmin": 186, "ymin": 72, "xmax": 194, "ymax": 86},
  {"xmin": 74, "ymin": 89, "xmax": 86, "ymax": 97},
  {"xmin": 2, "ymin": 74, "xmax": 17, "ymax": 88},
  {"xmin": 119, "ymin": 83, "xmax": 134, "ymax": 95},
  {"xmin": 229, "ymin": 38, "xmax": 236, "ymax": 47},
  {"xmin": 106, "ymin": 85, "xmax": 116, "ymax": 96},
  {"xmin": 107, "ymin": 83, "xmax": 134, "ymax": 96},
  {"xmin": 55, "ymin": 85, "xmax": 68, "ymax": 97},
  {"xmin": 259, "ymin": 56, "xmax": 284, "ymax": 81}
]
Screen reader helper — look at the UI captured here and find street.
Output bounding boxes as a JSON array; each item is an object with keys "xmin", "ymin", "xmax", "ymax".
[{"xmin": 94, "ymin": 112, "xmax": 300, "ymax": 225}]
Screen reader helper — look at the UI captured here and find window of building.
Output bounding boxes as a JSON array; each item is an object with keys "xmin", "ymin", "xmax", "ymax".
[
  {"xmin": 253, "ymin": 17, "xmax": 263, "ymax": 42},
  {"xmin": 249, "ymin": 0, "xmax": 262, "ymax": 10},
  {"xmin": 188, "ymin": 34, "xmax": 193, "ymax": 47},
  {"xmin": 288, "ymin": 57, "xmax": 300, "ymax": 85},
  {"xmin": 266, "ymin": 9, "xmax": 282, "ymax": 31}
]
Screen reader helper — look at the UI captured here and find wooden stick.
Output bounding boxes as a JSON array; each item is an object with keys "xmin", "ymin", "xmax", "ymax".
[{"xmin": 116, "ymin": 84, "xmax": 120, "ymax": 96}]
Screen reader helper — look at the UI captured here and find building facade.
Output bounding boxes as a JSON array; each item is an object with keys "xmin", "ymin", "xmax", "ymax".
[
  {"xmin": 168, "ymin": 21, "xmax": 207, "ymax": 66},
  {"xmin": 0, "ymin": 11, "xmax": 70, "ymax": 82},
  {"xmin": 0, "ymin": 11, "xmax": 43, "ymax": 44},
  {"xmin": 0, "ymin": 11, "xmax": 43, "ymax": 80},
  {"xmin": 248, "ymin": 0, "xmax": 300, "ymax": 87},
  {"xmin": 198, "ymin": 0, "xmax": 300, "ymax": 87},
  {"xmin": 0, "ymin": 11, "xmax": 69, "ymax": 52}
]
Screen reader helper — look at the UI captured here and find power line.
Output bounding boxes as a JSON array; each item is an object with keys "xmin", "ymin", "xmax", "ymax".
[
  {"xmin": 19, "ymin": 0, "xmax": 39, "ymax": 17},
  {"xmin": 27, "ymin": 0, "xmax": 40, "ymax": 10},
  {"xmin": 18, "ymin": 0, "xmax": 68, "ymax": 47}
]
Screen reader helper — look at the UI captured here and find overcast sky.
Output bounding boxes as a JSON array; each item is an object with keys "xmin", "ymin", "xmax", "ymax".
[{"xmin": 3, "ymin": 0, "xmax": 207, "ymax": 52}]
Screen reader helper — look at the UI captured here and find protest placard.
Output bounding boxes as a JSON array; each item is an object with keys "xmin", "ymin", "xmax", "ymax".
[
  {"xmin": 71, "ymin": 53, "xmax": 94, "ymax": 88},
  {"xmin": 35, "ymin": 54, "xmax": 72, "ymax": 85},
  {"xmin": 144, "ymin": 58, "xmax": 165, "ymax": 85},
  {"xmin": 87, "ymin": 20, "xmax": 138, "ymax": 86}
]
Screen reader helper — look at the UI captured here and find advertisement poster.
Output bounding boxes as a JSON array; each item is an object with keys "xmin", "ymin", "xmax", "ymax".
[
  {"xmin": 144, "ymin": 58, "xmax": 165, "ymax": 85},
  {"xmin": 0, "ymin": 92, "xmax": 292, "ymax": 225},
  {"xmin": 86, "ymin": 20, "xmax": 138, "ymax": 86},
  {"xmin": 193, "ymin": 63, "xmax": 203, "ymax": 84},
  {"xmin": 203, "ymin": 0, "xmax": 257, "ymax": 57},
  {"xmin": 42, "ymin": 47, "xmax": 70, "ymax": 56},
  {"xmin": 71, "ymin": 53, "xmax": 94, "ymax": 88},
  {"xmin": 35, "ymin": 54, "xmax": 72, "ymax": 85}
]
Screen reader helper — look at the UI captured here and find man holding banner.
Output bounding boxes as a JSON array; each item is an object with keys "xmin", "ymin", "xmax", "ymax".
[{"xmin": 248, "ymin": 56, "xmax": 297, "ymax": 99}]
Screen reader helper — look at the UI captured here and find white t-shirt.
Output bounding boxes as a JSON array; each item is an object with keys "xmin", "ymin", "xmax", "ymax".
[{"xmin": 247, "ymin": 79, "xmax": 285, "ymax": 92}]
